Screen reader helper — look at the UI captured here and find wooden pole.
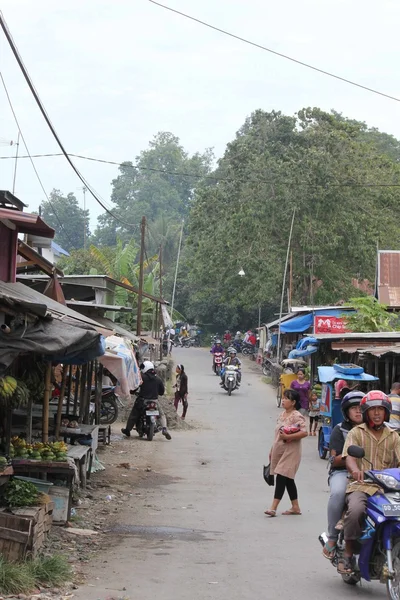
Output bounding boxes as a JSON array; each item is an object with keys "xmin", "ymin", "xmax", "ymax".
[
  {"xmin": 26, "ymin": 397, "xmax": 33, "ymax": 444},
  {"xmin": 277, "ymin": 209, "xmax": 296, "ymax": 362},
  {"xmin": 66, "ymin": 364, "xmax": 73, "ymax": 414},
  {"xmin": 42, "ymin": 363, "xmax": 52, "ymax": 443},
  {"xmin": 78, "ymin": 364, "xmax": 87, "ymax": 423},
  {"xmin": 84, "ymin": 361, "xmax": 94, "ymax": 424},
  {"xmin": 73, "ymin": 366, "xmax": 80, "ymax": 416},
  {"xmin": 95, "ymin": 361, "xmax": 102, "ymax": 425},
  {"xmin": 136, "ymin": 216, "xmax": 146, "ymax": 337},
  {"xmin": 55, "ymin": 365, "xmax": 68, "ymax": 440},
  {"xmin": 289, "ymin": 250, "xmax": 293, "ymax": 311}
]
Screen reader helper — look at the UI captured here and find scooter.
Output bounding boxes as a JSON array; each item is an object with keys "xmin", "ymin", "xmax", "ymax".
[
  {"xmin": 136, "ymin": 398, "xmax": 162, "ymax": 441},
  {"xmin": 319, "ymin": 444, "xmax": 400, "ymax": 597},
  {"xmin": 221, "ymin": 365, "xmax": 240, "ymax": 396},
  {"xmin": 241, "ymin": 342, "xmax": 256, "ymax": 356},
  {"xmin": 213, "ymin": 352, "xmax": 224, "ymax": 376}
]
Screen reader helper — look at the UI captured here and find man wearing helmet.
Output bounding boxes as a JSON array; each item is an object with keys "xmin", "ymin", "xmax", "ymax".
[
  {"xmin": 220, "ymin": 347, "xmax": 242, "ymax": 386},
  {"xmin": 338, "ymin": 390, "xmax": 400, "ymax": 573},
  {"xmin": 322, "ymin": 391, "xmax": 364, "ymax": 559},
  {"xmin": 121, "ymin": 361, "xmax": 171, "ymax": 440}
]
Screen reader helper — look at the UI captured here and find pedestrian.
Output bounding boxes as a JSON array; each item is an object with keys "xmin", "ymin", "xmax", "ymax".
[
  {"xmin": 264, "ymin": 389, "xmax": 307, "ymax": 517},
  {"xmin": 173, "ymin": 364, "xmax": 189, "ymax": 420},
  {"xmin": 290, "ymin": 368, "xmax": 311, "ymax": 417},
  {"xmin": 308, "ymin": 389, "xmax": 320, "ymax": 436},
  {"xmin": 388, "ymin": 381, "xmax": 400, "ymax": 430}
]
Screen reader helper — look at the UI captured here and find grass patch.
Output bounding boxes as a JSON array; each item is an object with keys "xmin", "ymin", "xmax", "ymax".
[
  {"xmin": 0, "ymin": 554, "xmax": 72, "ymax": 595},
  {"xmin": 262, "ymin": 376, "xmax": 272, "ymax": 385}
]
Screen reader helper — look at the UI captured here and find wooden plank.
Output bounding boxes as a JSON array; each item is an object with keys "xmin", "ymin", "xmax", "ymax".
[
  {"xmin": 0, "ymin": 513, "xmax": 31, "ymax": 531},
  {"xmin": 0, "ymin": 526, "xmax": 29, "ymax": 544},
  {"xmin": 67, "ymin": 445, "xmax": 90, "ymax": 460}
]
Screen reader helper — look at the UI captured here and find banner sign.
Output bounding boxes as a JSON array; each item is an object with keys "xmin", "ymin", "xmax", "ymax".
[{"xmin": 314, "ymin": 315, "xmax": 349, "ymax": 335}]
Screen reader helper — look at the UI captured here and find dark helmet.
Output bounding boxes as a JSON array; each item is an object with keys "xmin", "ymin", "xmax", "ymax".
[
  {"xmin": 360, "ymin": 390, "xmax": 392, "ymax": 423},
  {"xmin": 341, "ymin": 391, "xmax": 364, "ymax": 421}
]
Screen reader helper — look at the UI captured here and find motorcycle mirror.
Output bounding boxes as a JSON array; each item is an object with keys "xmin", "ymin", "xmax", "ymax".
[{"xmin": 347, "ymin": 445, "xmax": 365, "ymax": 459}]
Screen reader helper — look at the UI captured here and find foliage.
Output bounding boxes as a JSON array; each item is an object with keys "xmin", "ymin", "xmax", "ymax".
[
  {"xmin": 344, "ymin": 297, "xmax": 400, "ymax": 332},
  {"xmin": 41, "ymin": 189, "xmax": 90, "ymax": 252},
  {"xmin": 57, "ymin": 247, "xmax": 108, "ymax": 275},
  {"xmin": 185, "ymin": 108, "xmax": 400, "ymax": 327},
  {"xmin": 0, "ymin": 555, "xmax": 72, "ymax": 595},
  {"xmin": 4, "ymin": 479, "xmax": 39, "ymax": 507}
]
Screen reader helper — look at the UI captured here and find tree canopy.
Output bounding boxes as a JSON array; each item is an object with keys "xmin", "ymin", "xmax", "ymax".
[{"xmin": 41, "ymin": 189, "xmax": 89, "ymax": 252}]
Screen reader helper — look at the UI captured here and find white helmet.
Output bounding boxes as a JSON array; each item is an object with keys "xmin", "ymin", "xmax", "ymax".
[
  {"xmin": 236, "ymin": 331, "xmax": 241, "ymax": 335},
  {"xmin": 140, "ymin": 360, "xmax": 154, "ymax": 374}
]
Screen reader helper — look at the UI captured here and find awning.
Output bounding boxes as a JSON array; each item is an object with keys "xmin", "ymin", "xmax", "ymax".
[
  {"xmin": 0, "ymin": 208, "xmax": 54, "ymax": 238},
  {"xmin": 331, "ymin": 340, "xmax": 400, "ymax": 357},
  {"xmin": 318, "ymin": 366, "xmax": 379, "ymax": 384},
  {"xmin": 280, "ymin": 313, "xmax": 313, "ymax": 333},
  {"xmin": 94, "ymin": 316, "xmax": 139, "ymax": 343}
]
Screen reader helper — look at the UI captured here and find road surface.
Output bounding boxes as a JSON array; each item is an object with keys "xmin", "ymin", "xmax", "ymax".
[{"xmin": 75, "ymin": 348, "xmax": 383, "ymax": 599}]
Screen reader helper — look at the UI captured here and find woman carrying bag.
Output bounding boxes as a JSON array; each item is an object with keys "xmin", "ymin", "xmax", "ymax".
[
  {"xmin": 173, "ymin": 364, "xmax": 189, "ymax": 420},
  {"xmin": 264, "ymin": 389, "xmax": 307, "ymax": 517}
]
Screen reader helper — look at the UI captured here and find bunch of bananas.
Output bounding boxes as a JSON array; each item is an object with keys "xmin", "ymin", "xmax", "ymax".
[
  {"xmin": 10, "ymin": 381, "xmax": 30, "ymax": 408},
  {"xmin": 22, "ymin": 369, "xmax": 45, "ymax": 404},
  {"xmin": 0, "ymin": 376, "xmax": 18, "ymax": 400}
]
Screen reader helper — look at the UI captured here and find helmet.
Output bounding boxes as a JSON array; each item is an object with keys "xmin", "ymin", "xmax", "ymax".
[
  {"xmin": 236, "ymin": 331, "xmax": 241, "ymax": 335},
  {"xmin": 360, "ymin": 390, "xmax": 392, "ymax": 423},
  {"xmin": 228, "ymin": 347, "xmax": 237, "ymax": 355},
  {"xmin": 216, "ymin": 339, "xmax": 222, "ymax": 344},
  {"xmin": 140, "ymin": 360, "xmax": 154, "ymax": 374},
  {"xmin": 341, "ymin": 391, "xmax": 364, "ymax": 421}
]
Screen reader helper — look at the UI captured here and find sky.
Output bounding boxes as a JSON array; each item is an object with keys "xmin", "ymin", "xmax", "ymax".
[{"xmin": 0, "ymin": 0, "xmax": 399, "ymax": 231}]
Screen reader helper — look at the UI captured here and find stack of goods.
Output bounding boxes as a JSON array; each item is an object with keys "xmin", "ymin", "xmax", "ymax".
[{"xmin": 10, "ymin": 438, "xmax": 68, "ymax": 462}]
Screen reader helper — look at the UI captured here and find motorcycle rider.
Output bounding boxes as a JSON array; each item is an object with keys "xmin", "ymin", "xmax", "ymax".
[
  {"xmin": 210, "ymin": 339, "xmax": 225, "ymax": 371},
  {"xmin": 322, "ymin": 391, "xmax": 364, "ymax": 560},
  {"xmin": 339, "ymin": 391, "xmax": 400, "ymax": 574},
  {"xmin": 121, "ymin": 361, "xmax": 171, "ymax": 440},
  {"xmin": 220, "ymin": 347, "xmax": 242, "ymax": 386}
]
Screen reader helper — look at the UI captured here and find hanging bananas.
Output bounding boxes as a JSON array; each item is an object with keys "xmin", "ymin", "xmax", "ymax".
[{"xmin": 0, "ymin": 376, "xmax": 18, "ymax": 400}]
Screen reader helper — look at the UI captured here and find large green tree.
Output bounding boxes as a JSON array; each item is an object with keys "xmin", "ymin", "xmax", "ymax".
[
  {"xmin": 184, "ymin": 108, "xmax": 400, "ymax": 327},
  {"xmin": 41, "ymin": 189, "xmax": 90, "ymax": 252}
]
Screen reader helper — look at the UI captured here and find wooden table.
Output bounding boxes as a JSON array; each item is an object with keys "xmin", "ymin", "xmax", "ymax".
[
  {"xmin": 67, "ymin": 445, "xmax": 92, "ymax": 488},
  {"xmin": 60, "ymin": 424, "xmax": 99, "ymax": 453}
]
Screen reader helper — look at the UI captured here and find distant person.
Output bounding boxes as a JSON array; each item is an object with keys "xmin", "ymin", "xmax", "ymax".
[
  {"xmin": 388, "ymin": 381, "xmax": 400, "ymax": 430},
  {"xmin": 290, "ymin": 369, "xmax": 311, "ymax": 417},
  {"xmin": 264, "ymin": 389, "xmax": 307, "ymax": 517},
  {"xmin": 173, "ymin": 364, "xmax": 189, "ymax": 420},
  {"xmin": 248, "ymin": 330, "xmax": 257, "ymax": 346},
  {"xmin": 308, "ymin": 389, "xmax": 320, "ymax": 436},
  {"xmin": 223, "ymin": 330, "xmax": 232, "ymax": 346}
]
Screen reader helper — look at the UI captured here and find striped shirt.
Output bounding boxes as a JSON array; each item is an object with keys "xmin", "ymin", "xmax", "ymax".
[
  {"xmin": 389, "ymin": 393, "xmax": 400, "ymax": 430},
  {"xmin": 343, "ymin": 423, "xmax": 400, "ymax": 495}
]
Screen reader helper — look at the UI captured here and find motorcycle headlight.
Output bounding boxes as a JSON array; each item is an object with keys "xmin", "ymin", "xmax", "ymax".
[
  {"xmin": 324, "ymin": 417, "xmax": 331, "ymax": 425},
  {"xmin": 374, "ymin": 473, "xmax": 400, "ymax": 490}
]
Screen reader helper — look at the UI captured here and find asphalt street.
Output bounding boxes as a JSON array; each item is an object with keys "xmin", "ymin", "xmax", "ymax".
[{"xmin": 75, "ymin": 348, "xmax": 385, "ymax": 600}]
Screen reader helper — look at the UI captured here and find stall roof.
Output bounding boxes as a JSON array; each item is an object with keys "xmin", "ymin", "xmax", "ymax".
[
  {"xmin": 94, "ymin": 316, "xmax": 139, "ymax": 343},
  {"xmin": 318, "ymin": 366, "xmax": 379, "ymax": 384},
  {"xmin": 265, "ymin": 313, "xmax": 296, "ymax": 329},
  {"xmin": 0, "ymin": 190, "xmax": 26, "ymax": 211},
  {"xmin": 0, "ymin": 208, "xmax": 54, "ymax": 238},
  {"xmin": 0, "ymin": 281, "xmax": 113, "ymax": 337},
  {"xmin": 315, "ymin": 332, "xmax": 400, "ymax": 341},
  {"xmin": 65, "ymin": 301, "xmax": 132, "ymax": 312},
  {"xmin": 376, "ymin": 250, "xmax": 400, "ymax": 307}
]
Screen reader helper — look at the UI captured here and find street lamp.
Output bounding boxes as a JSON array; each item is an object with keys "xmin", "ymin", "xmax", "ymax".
[{"xmin": 238, "ymin": 268, "xmax": 245, "ymax": 277}]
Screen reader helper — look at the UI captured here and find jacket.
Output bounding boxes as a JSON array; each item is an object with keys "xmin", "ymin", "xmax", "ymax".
[{"xmin": 139, "ymin": 371, "xmax": 165, "ymax": 400}]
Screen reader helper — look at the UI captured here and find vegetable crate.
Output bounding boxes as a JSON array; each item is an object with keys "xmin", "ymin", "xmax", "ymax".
[{"xmin": 0, "ymin": 501, "xmax": 54, "ymax": 561}]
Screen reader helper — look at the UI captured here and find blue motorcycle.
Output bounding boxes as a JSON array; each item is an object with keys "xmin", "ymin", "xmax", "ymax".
[{"xmin": 320, "ymin": 445, "xmax": 400, "ymax": 597}]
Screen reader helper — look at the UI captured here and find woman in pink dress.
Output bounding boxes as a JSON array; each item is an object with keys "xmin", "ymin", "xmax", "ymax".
[{"xmin": 265, "ymin": 389, "xmax": 308, "ymax": 517}]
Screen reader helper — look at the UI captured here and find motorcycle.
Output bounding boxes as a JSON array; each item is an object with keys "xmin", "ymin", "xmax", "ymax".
[
  {"xmin": 232, "ymin": 339, "xmax": 243, "ymax": 353},
  {"xmin": 136, "ymin": 398, "xmax": 162, "ymax": 441},
  {"xmin": 221, "ymin": 365, "xmax": 240, "ymax": 396},
  {"xmin": 52, "ymin": 381, "xmax": 120, "ymax": 425},
  {"xmin": 241, "ymin": 342, "xmax": 256, "ymax": 356},
  {"xmin": 213, "ymin": 352, "xmax": 224, "ymax": 376},
  {"xmin": 319, "ymin": 444, "xmax": 400, "ymax": 597}
]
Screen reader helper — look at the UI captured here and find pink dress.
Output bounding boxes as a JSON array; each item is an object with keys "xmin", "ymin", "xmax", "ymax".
[{"xmin": 270, "ymin": 410, "xmax": 307, "ymax": 479}]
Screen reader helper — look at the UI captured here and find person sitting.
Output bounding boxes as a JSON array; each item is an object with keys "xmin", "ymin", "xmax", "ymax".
[
  {"xmin": 339, "ymin": 391, "xmax": 400, "ymax": 574},
  {"xmin": 322, "ymin": 391, "xmax": 364, "ymax": 560},
  {"xmin": 211, "ymin": 339, "xmax": 224, "ymax": 354},
  {"xmin": 220, "ymin": 347, "xmax": 241, "ymax": 386}
]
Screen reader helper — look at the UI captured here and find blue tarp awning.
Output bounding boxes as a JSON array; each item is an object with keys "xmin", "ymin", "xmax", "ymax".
[
  {"xmin": 280, "ymin": 309, "xmax": 355, "ymax": 334},
  {"xmin": 317, "ymin": 366, "xmax": 379, "ymax": 384}
]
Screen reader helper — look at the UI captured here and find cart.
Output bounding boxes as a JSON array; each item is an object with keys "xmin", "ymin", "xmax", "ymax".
[
  {"xmin": 316, "ymin": 364, "xmax": 379, "ymax": 459},
  {"xmin": 276, "ymin": 359, "xmax": 307, "ymax": 408}
]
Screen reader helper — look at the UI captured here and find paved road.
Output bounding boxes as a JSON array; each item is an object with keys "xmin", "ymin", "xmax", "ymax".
[{"xmin": 75, "ymin": 348, "xmax": 384, "ymax": 599}]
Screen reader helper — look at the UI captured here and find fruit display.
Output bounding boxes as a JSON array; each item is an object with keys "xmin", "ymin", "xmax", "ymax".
[
  {"xmin": 21, "ymin": 366, "xmax": 46, "ymax": 404},
  {"xmin": 10, "ymin": 437, "xmax": 68, "ymax": 462},
  {"xmin": 0, "ymin": 376, "xmax": 18, "ymax": 400},
  {"xmin": 10, "ymin": 381, "xmax": 30, "ymax": 408}
]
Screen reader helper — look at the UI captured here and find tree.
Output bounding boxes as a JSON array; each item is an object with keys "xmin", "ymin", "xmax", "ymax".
[
  {"xmin": 185, "ymin": 108, "xmax": 400, "ymax": 327},
  {"xmin": 41, "ymin": 189, "xmax": 90, "ymax": 252},
  {"xmin": 344, "ymin": 297, "xmax": 400, "ymax": 332}
]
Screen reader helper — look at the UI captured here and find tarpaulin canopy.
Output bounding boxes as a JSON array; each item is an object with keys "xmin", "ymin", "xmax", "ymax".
[
  {"xmin": 0, "ymin": 317, "xmax": 103, "ymax": 372},
  {"xmin": 99, "ymin": 336, "xmax": 142, "ymax": 398},
  {"xmin": 317, "ymin": 366, "xmax": 379, "ymax": 384},
  {"xmin": 280, "ymin": 309, "xmax": 354, "ymax": 334}
]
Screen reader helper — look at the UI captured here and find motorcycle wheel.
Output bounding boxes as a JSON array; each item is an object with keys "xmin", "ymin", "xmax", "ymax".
[
  {"xmin": 216, "ymin": 365, "xmax": 221, "ymax": 376},
  {"xmin": 387, "ymin": 540, "xmax": 400, "ymax": 599},
  {"xmin": 341, "ymin": 573, "xmax": 361, "ymax": 586},
  {"xmin": 262, "ymin": 363, "xmax": 271, "ymax": 377},
  {"xmin": 100, "ymin": 395, "xmax": 119, "ymax": 425},
  {"xmin": 318, "ymin": 429, "xmax": 328, "ymax": 460},
  {"xmin": 276, "ymin": 385, "xmax": 282, "ymax": 408},
  {"xmin": 228, "ymin": 382, "xmax": 233, "ymax": 396},
  {"xmin": 147, "ymin": 421, "xmax": 155, "ymax": 441},
  {"xmin": 242, "ymin": 347, "xmax": 249, "ymax": 356}
]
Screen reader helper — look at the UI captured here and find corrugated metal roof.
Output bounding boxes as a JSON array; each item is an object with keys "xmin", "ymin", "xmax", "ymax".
[
  {"xmin": 331, "ymin": 340, "xmax": 400, "ymax": 357},
  {"xmin": 377, "ymin": 251, "xmax": 400, "ymax": 307},
  {"xmin": 315, "ymin": 332, "xmax": 400, "ymax": 340},
  {"xmin": 0, "ymin": 208, "xmax": 54, "ymax": 238}
]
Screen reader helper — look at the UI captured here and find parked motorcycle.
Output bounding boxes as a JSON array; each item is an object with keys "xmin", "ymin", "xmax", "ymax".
[
  {"xmin": 241, "ymin": 342, "xmax": 256, "ymax": 356},
  {"xmin": 221, "ymin": 365, "xmax": 240, "ymax": 396},
  {"xmin": 136, "ymin": 398, "xmax": 162, "ymax": 441},
  {"xmin": 213, "ymin": 352, "xmax": 224, "ymax": 376},
  {"xmin": 319, "ymin": 444, "xmax": 400, "ymax": 597},
  {"xmin": 232, "ymin": 339, "xmax": 243, "ymax": 353},
  {"xmin": 52, "ymin": 381, "xmax": 120, "ymax": 425}
]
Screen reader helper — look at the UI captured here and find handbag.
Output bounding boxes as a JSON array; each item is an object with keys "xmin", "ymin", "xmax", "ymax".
[{"xmin": 263, "ymin": 463, "xmax": 274, "ymax": 486}]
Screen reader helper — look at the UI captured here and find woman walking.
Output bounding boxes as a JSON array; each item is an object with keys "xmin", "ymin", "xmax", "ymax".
[
  {"xmin": 173, "ymin": 364, "xmax": 189, "ymax": 420},
  {"xmin": 265, "ymin": 389, "xmax": 308, "ymax": 517},
  {"xmin": 290, "ymin": 368, "xmax": 311, "ymax": 417}
]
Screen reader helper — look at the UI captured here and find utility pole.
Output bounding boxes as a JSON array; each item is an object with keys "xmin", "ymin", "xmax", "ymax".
[
  {"xmin": 277, "ymin": 208, "xmax": 296, "ymax": 362},
  {"xmin": 82, "ymin": 186, "xmax": 87, "ymax": 250},
  {"xmin": 136, "ymin": 216, "xmax": 146, "ymax": 337},
  {"xmin": 170, "ymin": 220, "xmax": 184, "ymax": 320},
  {"xmin": 12, "ymin": 131, "xmax": 20, "ymax": 194}
]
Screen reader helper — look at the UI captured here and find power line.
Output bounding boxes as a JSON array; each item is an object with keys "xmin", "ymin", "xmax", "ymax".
[
  {"xmin": 0, "ymin": 12, "xmax": 136, "ymax": 229},
  {"xmin": 1, "ymin": 150, "xmax": 400, "ymax": 189},
  {"xmin": 148, "ymin": 0, "xmax": 400, "ymax": 103},
  {"xmin": 0, "ymin": 71, "xmax": 75, "ymax": 247}
]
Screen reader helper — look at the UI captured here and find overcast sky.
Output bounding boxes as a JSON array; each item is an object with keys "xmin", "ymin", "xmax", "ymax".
[{"xmin": 0, "ymin": 0, "xmax": 399, "ymax": 230}]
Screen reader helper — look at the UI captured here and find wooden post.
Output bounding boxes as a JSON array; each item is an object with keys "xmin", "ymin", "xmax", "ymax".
[
  {"xmin": 385, "ymin": 356, "xmax": 390, "ymax": 393},
  {"xmin": 66, "ymin": 364, "xmax": 73, "ymax": 414},
  {"xmin": 95, "ymin": 361, "xmax": 103, "ymax": 425},
  {"xmin": 42, "ymin": 363, "xmax": 52, "ymax": 443},
  {"xmin": 55, "ymin": 366, "xmax": 68, "ymax": 440},
  {"xmin": 84, "ymin": 361, "xmax": 94, "ymax": 424},
  {"xmin": 26, "ymin": 397, "xmax": 33, "ymax": 444},
  {"xmin": 136, "ymin": 216, "xmax": 146, "ymax": 337},
  {"xmin": 78, "ymin": 364, "xmax": 87, "ymax": 423},
  {"xmin": 73, "ymin": 366, "xmax": 80, "ymax": 416},
  {"xmin": 289, "ymin": 250, "xmax": 293, "ymax": 311}
]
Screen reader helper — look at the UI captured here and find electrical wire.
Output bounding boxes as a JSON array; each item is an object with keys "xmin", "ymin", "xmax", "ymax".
[
  {"xmin": 0, "ymin": 71, "xmax": 75, "ymax": 246},
  {"xmin": 1, "ymin": 151, "xmax": 400, "ymax": 189},
  {"xmin": 148, "ymin": 0, "xmax": 400, "ymax": 103},
  {"xmin": 0, "ymin": 12, "xmax": 135, "ymax": 229}
]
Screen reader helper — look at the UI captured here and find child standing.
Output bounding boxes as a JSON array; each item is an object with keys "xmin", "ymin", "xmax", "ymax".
[{"xmin": 308, "ymin": 389, "xmax": 320, "ymax": 436}]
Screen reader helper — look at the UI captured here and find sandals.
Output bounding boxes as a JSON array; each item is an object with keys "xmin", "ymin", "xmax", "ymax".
[
  {"xmin": 282, "ymin": 509, "xmax": 302, "ymax": 515},
  {"xmin": 337, "ymin": 556, "xmax": 355, "ymax": 574},
  {"xmin": 264, "ymin": 509, "xmax": 277, "ymax": 517},
  {"xmin": 322, "ymin": 542, "xmax": 336, "ymax": 560}
]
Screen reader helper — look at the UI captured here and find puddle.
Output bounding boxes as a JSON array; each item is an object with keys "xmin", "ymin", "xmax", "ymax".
[{"xmin": 105, "ymin": 524, "xmax": 217, "ymax": 542}]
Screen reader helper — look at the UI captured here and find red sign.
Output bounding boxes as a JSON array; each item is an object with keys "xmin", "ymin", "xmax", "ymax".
[{"xmin": 314, "ymin": 315, "xmax": 349, "ymax": 335}]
